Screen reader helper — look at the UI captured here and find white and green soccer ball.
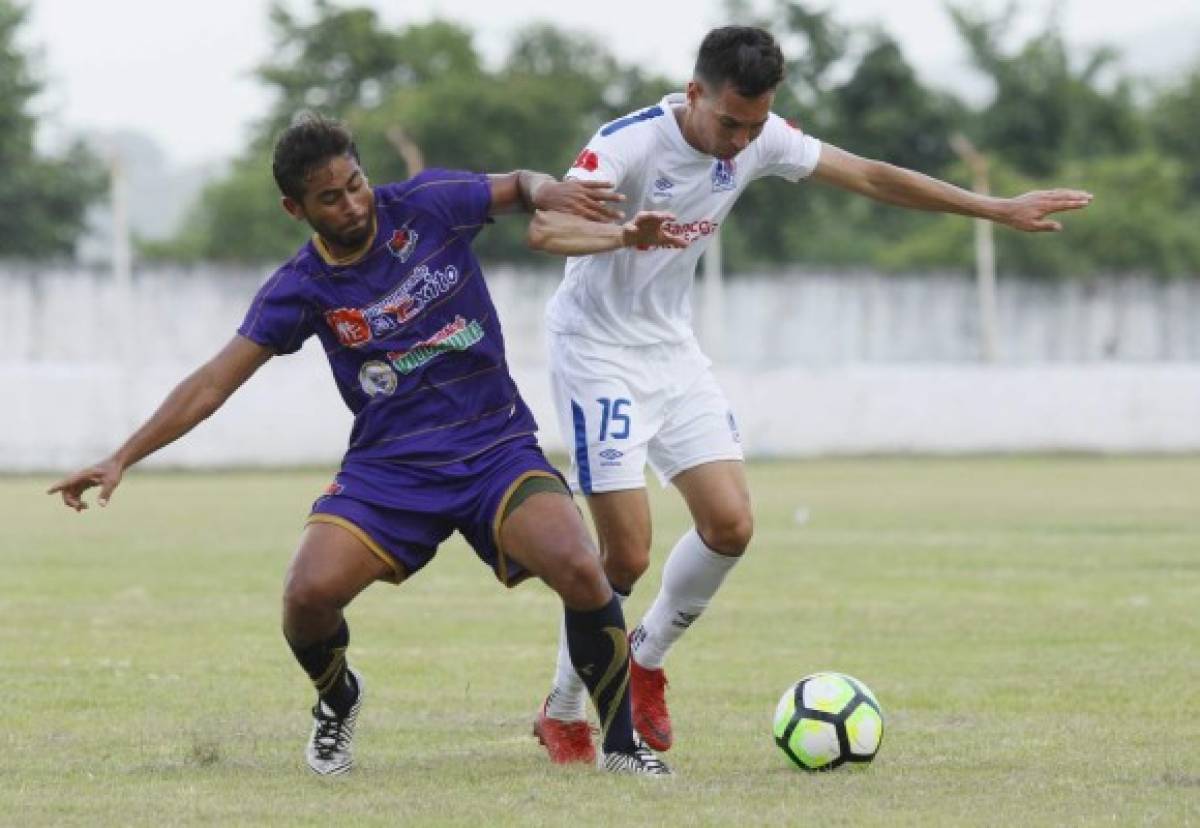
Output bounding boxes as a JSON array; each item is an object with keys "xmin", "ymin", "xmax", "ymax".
[{"xmin": 773, "ymin": 672, "xmax": 884, "ymax": 771}]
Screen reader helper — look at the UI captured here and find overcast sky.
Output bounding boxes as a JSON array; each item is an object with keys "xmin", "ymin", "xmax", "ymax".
[{"xmin": 25, "ymin": 0, "xmax": 1200, "ymax": 167}]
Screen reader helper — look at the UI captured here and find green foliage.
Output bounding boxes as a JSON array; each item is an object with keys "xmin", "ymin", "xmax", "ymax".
[
  {"xmin": 141, "ymin": 154, "xmax": 309, "ymax": 264},
  {"xmin": 150, "ymin": 7, "xmax": 670, "ymax": 264},
  {"xmin": 147, "ymin": 0, "xmax": 1200, "ymax": 278},
  {"xmin": 881, "ymin": 153, "xmax": 1200, "ymax": 278},
  {"xmin": 0, "ymin": 0, "xmax": 103, "ymax": 259},
  {"xmin": 1149, "ymin": 62, "xmax": 1200, "ymax": 197},
  {"xmin": 947, "ymin": 3, "xmax": 1145, "ymax": 177}
]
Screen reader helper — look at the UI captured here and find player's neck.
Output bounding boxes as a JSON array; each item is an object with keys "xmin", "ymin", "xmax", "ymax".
[{"xmin": 673, "ymin": 104, "xmax": 710, "ymax": 158}]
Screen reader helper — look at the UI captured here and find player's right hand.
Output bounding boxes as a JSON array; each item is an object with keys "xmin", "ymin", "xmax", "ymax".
[
  {"xmin": 535, "ymin": 179, "xmax": 626, "ymax": 223},
  {"xmin": 47, "ymin": 458, "xmax": 124, "ymax": 512},
  {"xmin": 622, "ymin": 211, "xmax": 688, "ymax": 249}
]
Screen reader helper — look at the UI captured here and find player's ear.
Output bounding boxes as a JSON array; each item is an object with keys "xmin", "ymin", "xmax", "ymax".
[
  {"xmin": 281, "ymin": 196, "xmax": 305, "ymax": 221},
  {"xmin": 685, "ymin": 79, "xmax": 704, "ymax": 105}
]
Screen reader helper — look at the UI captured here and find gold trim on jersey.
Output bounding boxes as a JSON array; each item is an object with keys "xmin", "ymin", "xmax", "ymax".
[
  {"xmin": 312, "ymin": 212, "xmax": 378, "ymax": 267},
  {"xmin": 306, "ymin": 514, "xmax": 406, "ymax": 584}
]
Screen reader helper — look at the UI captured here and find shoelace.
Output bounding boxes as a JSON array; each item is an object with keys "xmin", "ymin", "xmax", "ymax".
[
  {"xmin": 631, "ymin": 744, "xmax": 669, "ymax": 774},
  {"xmin": 312, "ymin": 709, "xmax": 350, "ymax": 758},
  {"xmin": 606, "ymin": 743, "xmax": 669, "ymax": 774}
]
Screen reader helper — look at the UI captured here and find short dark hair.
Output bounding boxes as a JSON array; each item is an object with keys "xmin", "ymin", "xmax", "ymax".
[
  {"xmin": 271, "ymin": 112, "xmax": 360, "ymax": 201},
  {"xmin": 694, "ymin": 26, "xmax": 784, "ymax": 98}
]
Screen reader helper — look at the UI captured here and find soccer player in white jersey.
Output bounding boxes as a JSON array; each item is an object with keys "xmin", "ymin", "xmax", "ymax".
[{"xmin": 528, "ymin": 26, "xmax": 1092, "ymax": 763}]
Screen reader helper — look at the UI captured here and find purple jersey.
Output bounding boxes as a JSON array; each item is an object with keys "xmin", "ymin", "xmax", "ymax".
[{"xmin": 238, "ymin": 168, "xmax": 538, "ymax": 465}]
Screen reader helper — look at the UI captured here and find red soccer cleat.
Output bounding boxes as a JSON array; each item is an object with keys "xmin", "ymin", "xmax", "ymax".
[
  {"xmin": 533, "ymin": 699, "xmax": 596, "ymax": 764},
  {"xmin": 630, "ymin": 658, "xmax": 673, "ymax": 751}
]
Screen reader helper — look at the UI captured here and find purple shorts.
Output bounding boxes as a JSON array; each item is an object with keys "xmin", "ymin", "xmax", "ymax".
[{"xmin": 307, "ymin": 436, "xmax": 567, "ymax": 586}]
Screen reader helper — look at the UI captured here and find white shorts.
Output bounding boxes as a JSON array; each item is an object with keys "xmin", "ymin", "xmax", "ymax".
[{"xmin": 547, "ymin": 333, "xmax": 744, "ymax": 494}]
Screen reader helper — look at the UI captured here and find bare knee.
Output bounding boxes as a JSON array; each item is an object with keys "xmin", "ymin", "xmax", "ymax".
[
  {"xmin": 602, "ymin": 540, "xmax": 652, "ymax": 592},
  {"xmin": 547, "ymin": 545, "xmax": 611, "ymax": 610},
  {"xmin": 697, "ymin": 509, "xmax": 754, "ymax": 556},
  {"xmin": 282, "ymin": 565, "xmax": 348, "ymax": 633}
]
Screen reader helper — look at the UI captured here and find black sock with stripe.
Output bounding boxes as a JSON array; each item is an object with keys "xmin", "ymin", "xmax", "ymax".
[
  {"xmin": 564, "ymin": 595, "xmax": 636, "ymax": 753},
  {"xmin": 288, "ymin": 619, "xmax": 358, "ymax": 717}
]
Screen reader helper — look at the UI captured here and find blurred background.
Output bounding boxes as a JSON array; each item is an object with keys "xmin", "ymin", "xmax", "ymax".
[{"xmin": 4, "ymin": 0, "xmax": 1199, "ymax": 470}]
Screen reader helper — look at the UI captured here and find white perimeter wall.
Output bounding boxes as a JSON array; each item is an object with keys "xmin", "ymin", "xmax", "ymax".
[{"xmin": 3, "ymin": 265, "xmax": 1198, "ymax": 471}]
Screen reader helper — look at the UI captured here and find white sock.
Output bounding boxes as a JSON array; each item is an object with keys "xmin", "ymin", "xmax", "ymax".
[
  {"xmin": 632, "ymin": 528, "xmax": 740, "ymax": 670},
  {"xmin": 546, "ymin": 590, "xmax": 628, "ymax": 721}
]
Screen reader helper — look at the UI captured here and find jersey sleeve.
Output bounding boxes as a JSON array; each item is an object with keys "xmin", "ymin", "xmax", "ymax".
[
  {"xmin": 236, "ymin": 266, "xmax": 316, "ymax": 356},
  {"xmin": 388, "ymin": 169, "xmax": 493, "ymax": 241},
  {"xmin": 564, "ymin": 121, "xmax": 645, "ymax": 187},
  {"xmin": 752, "ymin": 114, "xmax": 823, "ymax": 182}
]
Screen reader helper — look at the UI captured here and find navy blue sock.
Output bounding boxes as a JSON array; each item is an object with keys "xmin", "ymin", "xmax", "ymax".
[
  {"xmin": 288, "ymin": 619, "xmax": 357, "ymax": 717},
  {"xmin": 564, "ymin": 595, "xmax": 635, "ymax": 753}
]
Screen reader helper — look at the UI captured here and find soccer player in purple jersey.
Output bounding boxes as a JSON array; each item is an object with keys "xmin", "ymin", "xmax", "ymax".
[{"xmin": 48, "ymin": 113, "xmax": 686, "ymax": 777}]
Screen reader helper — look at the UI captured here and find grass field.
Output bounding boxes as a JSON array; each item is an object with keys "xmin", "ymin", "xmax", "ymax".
[{"xmin": 4, "ymin": 457, "xmax": 1199, "ymax": 825}]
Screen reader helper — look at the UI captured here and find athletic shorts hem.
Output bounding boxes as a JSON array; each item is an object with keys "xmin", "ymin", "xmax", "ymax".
[
  {"xmin": 490, "ymin": 470, "xmax": 564, "ymax": 587},
  {"xmin": 306, "ymin": 514, "xmax": 406, "ymax": 584},
  {"xmin": 655, "ymin": 451, "xmax": 745, "ymax": 486},
  {"xmin": 565, "ymin": 472, "xmax": 648, "ymax": 495}
]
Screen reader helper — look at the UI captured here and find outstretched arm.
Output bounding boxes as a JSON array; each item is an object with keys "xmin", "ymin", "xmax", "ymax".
[
  {"xmin": 488, "ymin": 171, "xmax": 626, "ymax": 222},
  {"xmin": 527, "ymin": 209, "xmax": 688, "ymax": 256},
  {"xmin": 47, "ymin": 335, "xmax": 272, "ymax": 511},
  {"xmin": 811, "ymin": 143, "xmax": 1093, "ymax": 232}
]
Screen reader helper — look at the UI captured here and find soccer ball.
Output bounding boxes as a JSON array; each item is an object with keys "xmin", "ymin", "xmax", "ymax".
[{"xmin": 773, "ymin": 672, "xmax": 884, "ymax": 771}]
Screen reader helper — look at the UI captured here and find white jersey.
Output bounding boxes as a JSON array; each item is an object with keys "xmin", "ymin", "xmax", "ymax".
[{"xmin": 544, "ymin": 92, "xmax": 823, "ymax": 346}]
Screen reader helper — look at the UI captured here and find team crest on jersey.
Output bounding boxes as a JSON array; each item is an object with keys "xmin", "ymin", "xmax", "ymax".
[
  {"xmin": 571, "ymin": 148, "xmax": 600, "ymax": 173},
  {"xmin": 387, "ymin": 227, "xmax": 418, "ymax": 261},
  {"xmin": 325, "ymin": 308, "xmax": 372, "ymax": 347},
  {"xmin": 359, "ymin": 360, "xmax": 398, "ymax": 397},
  {"xmin": 320, "ymin": 481, "xmax": 344, "ymax": 497},
  {"xmin": 712, "ymin": 158, "xmax": 737, "ymax": 192}
]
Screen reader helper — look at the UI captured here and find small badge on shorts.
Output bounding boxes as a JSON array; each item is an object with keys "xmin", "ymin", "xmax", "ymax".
[
  {"xmin": 598, "ymin": 447, "xmax": 625, "ymax": 466},
  {"xmin": 727, "ymin": 410, "xmax": 741, "ymax": 443}
]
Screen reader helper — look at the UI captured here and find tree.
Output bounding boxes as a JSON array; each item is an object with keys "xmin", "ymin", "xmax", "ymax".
[
  {"xmin": 720, "ymin": 4, "xmax": 965, "ymax": 270},
  {"xmin": 948, "ymin": 3, "xmax": 1144, "ymax": 177},
  {"xmin": 0, "ymin": 0, "xmax": 102, "ymax": 258},
  {"xmin": 151, "ymin": 5, "xmax": 672, "ymax": 263},
  {"xmin": 1149, "ymin": 62, "xmax": 1200, "ymax": 197}
]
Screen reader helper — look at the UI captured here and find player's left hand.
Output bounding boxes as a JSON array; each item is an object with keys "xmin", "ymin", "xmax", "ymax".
[
  {"xmin": 999, "ymin": 189, "xmax": 1093, "ymax": 232},
  {"xmin": 47, "ymin": 457, "xmax": 125, "ymax": 512},
  {"xmin": 534, "ymin": 180, "xmax": 626, "ymax": 222},
  {"xmin": 622, "ymin": 211, "xmax": 688, "ymax": 249}
]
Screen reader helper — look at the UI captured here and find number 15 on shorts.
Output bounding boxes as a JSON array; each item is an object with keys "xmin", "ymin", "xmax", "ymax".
[{"xmin": 597, "ymin": 397, "xmax": 631, "ymax": 441}]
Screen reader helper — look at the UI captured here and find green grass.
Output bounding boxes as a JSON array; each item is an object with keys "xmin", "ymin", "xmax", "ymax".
[{"xmin": 4, "ymin": 457, "xmax": 1199, "ymax": 825}]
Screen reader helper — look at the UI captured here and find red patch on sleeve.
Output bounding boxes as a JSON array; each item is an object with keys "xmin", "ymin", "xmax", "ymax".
[{"xmin": 572, "ymin": 148, "xmax": 600, "ymax": 173}]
